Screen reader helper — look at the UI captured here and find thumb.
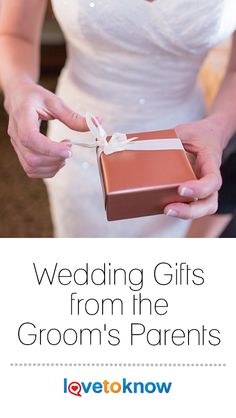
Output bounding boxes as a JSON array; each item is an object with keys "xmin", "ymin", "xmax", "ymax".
[{"xmin": 50, "ymin": 97, "xmax": 89, "ymax": 132}]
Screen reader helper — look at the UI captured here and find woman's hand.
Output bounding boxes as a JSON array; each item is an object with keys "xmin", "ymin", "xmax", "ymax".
[
  {"xmin": 5, "ymin": 80, "xmax": 88, "ymax": 178},
  {"xmin": 164, "ymin": 116, "xmax": 225, "ymax": 219}
]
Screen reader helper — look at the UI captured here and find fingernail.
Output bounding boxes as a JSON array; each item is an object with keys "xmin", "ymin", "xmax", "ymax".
[
  {"xmin": 179, "ymin": 187, "xmax": 194, "ymax": 197},
  {"xmin": 67, "ymin": 150, "xmax": 72, "ymax": 158},
  {"xmin": 166, "ymin": 209, "xmax": 179, "ymax": 217},
  {"xmin": 60, "ymin": 149, "xmax": 72, "ymax": 159},
  {"xmin": 62, "ymin": 139, "xmax": 72, "ymax": 147}
]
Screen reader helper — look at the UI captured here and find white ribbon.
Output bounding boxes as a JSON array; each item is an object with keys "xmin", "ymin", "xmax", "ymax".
[{"xmin": 71, "ymin": 112, "xmax": 183, "ymax": 155}]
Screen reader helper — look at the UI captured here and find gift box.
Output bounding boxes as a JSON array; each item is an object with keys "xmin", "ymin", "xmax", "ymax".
[
  {"xmin": 74, "ymin": 114, "xmax": 196, "ymax": 222},
  {"xmin": 98, "ymin": 129, "xmax": 196, "ymax": 221}
]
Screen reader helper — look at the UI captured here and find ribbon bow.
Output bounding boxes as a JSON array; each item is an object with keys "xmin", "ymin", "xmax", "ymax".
[
  {"xmin": 71, "ymin": 112, "xmax": 183, "ymax": 154},
  {"xmin": 71, "ymin": 112, "xmax": 138, "ymax": 155}
]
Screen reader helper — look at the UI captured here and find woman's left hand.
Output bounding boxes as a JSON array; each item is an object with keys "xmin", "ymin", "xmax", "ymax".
[{"xmin": 164, "ymin": 116, "xmax": 225, "ymax": 220}]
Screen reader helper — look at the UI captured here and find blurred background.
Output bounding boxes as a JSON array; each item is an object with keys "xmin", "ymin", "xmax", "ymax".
[{"xmin": 0, "ymin": 1, "xmax": 232, "ymax": 237}]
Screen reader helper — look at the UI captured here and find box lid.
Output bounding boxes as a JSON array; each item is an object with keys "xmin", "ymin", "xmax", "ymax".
[{"xmin": 100, "ymin": 129, "xmax": 196, "ymax": 194}]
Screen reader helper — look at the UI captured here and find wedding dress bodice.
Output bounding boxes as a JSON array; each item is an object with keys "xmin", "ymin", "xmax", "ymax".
[{"xmin": 51, "ymin": 0, "xmax": 236, "ymax": 132}]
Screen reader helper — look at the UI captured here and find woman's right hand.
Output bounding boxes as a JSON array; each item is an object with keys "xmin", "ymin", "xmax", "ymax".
[{"xmin": 5, "ymin": 80, "xmax": 89, "ymax": 178}]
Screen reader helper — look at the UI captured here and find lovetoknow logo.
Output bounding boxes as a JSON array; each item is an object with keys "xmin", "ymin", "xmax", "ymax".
[{"xmin": 64, "ymin": 378, "xmax": 172, "ymax": 397}]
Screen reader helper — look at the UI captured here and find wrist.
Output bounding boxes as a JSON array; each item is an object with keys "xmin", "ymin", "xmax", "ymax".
[
  {"xmin": 206, "ymin": 112, "xmax": 235, "ymax": 150},
  {"xmin": 3, "ymin": 76, "xmax": 37, "ymax": 113}
]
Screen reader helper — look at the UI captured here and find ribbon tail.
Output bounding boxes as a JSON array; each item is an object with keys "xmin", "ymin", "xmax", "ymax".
[{"xmin": 70, "ymin": 140, "xmax": 98, "ymax": 148}]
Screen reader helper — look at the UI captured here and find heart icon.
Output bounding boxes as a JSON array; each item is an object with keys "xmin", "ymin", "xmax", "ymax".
[{"xmin": 68, "ymin": 382, "xmax": 82, "ymax": 397}]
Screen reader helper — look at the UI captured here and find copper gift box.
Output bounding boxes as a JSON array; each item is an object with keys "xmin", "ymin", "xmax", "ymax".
[{"xmin": 98, "ymin": 129, "xmax": 196, "ymax": 221}]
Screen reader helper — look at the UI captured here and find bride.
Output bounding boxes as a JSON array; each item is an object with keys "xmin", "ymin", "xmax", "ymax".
[{"xmin": 0, "ymin": 0, "xmax": 236, "ymax": 237}]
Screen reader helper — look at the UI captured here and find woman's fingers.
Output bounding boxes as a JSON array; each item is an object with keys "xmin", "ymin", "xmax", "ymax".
[
  {"xmin": 164, "ymin": 192, "xmax": 219, "ymax": 220},
  {"xmin": 11, "ymin": 136, "xmax": 66, "ymax": 167},
  {"xmin": 178, "ymin": 151, "xmax": 222, "ymax": 200},
  {"xmin": 16, "ymin": 110, "xmax": 72, "ymax": 158},
  {"xmin": 21, "ymin": 129, "xmax": 72, "ymax": 158},
  {"xmin": 45, "ymin": 96, "xmax": 89, "ymax": 132},
  {"xmin": 9, "ymin": 110, "xmax": 72, "ymax": 177},
  {"xmin": 172, "ymin": 118, "xmax": 225, "ymax": 220},
  {"xmin": 26, "ymin": 163, "xmax": 66, "ymax": 178},
  {"xmin": 7, "ymin": 84, "xmax": 92, "ymax": 178},
  {"xmin": 166, "ymin": 151, "xmax": 221, "ymax": 220},
  {"xmin": 10, "ymin": 135, "xmax": 67, "ymax": 178},
  {"xmin": 16, "ymin": 149, "xmax": 65, "ymax": 178},
  {"xmin": 178, "ymin": 172, "xmax": 222, "ymax": 199}
]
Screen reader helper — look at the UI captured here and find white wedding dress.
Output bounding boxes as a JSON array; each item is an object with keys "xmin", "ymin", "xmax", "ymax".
[{"xmin": 46, "ymin": 0, "xmax": 236, "ymax": 237}]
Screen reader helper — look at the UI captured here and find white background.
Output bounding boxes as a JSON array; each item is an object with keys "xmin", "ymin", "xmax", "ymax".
[{"xmin": 0, "ymin": 238, "xmax": 234, "ymax": 417}]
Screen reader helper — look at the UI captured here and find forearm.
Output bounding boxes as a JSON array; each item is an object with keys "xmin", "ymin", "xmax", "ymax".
[
  {"xmin": 0, "ymin": 0, "xmax": 47, "ymax": 110},
  {"xmin": 207, "ymin": 32, "xmax": 236, "ymax": 149},
  {"xmin": 208, "ymin": 69, "xmax": 236, "ymax": 148},
  {"xmin": 0, "ymin": 36, "xmax": 40, "ymax": 105}
]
